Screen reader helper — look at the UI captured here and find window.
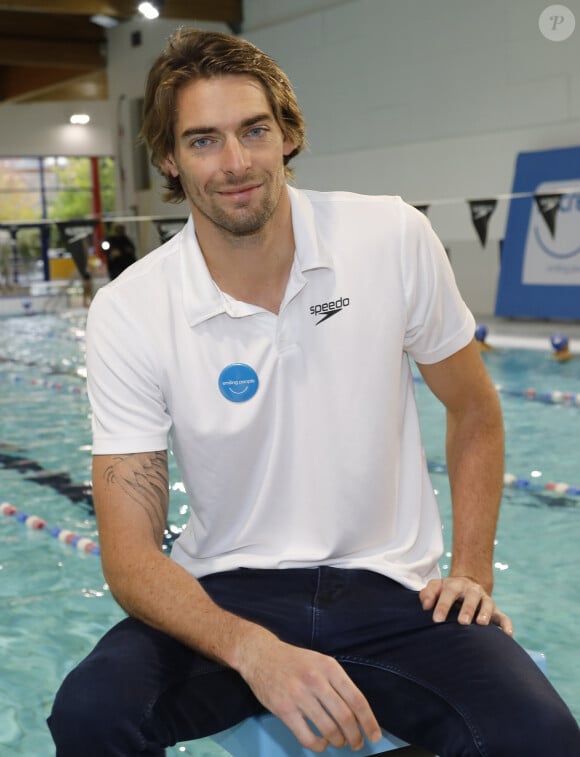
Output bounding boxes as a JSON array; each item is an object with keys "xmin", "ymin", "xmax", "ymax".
[{"xmin": 0, "ymin": 156, "xmax": 115, "ymax": 286}]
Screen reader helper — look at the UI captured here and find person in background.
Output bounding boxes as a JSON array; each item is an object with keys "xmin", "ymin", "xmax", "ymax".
[
  {"xmin": 81, "ymin": 271, "xmax": 92, "ymax": 308},
  {"xmin": 551, "ymin": 333, "xmax": 573, "ymax": 362},
  {"xmin": 102, "ymin": 224, "xmax": 137, "ymax": 280},
  {"xmin": 48, "ymin": 28, "xmax": 580, "ymax": 757},
  {"xmin": 474, "ymin": 323, "xmax": 494, "ymax": 352}
]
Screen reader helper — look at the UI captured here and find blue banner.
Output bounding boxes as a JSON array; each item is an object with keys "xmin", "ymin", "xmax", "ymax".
[{"xmin": 495, "ymin": 146, "xmax": 580, "ymax": 319}]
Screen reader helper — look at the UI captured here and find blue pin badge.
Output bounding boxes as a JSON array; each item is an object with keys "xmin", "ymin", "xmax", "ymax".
[{"xmin": 218, "ymin": 363, "xmax": 259, "ymax": 403}]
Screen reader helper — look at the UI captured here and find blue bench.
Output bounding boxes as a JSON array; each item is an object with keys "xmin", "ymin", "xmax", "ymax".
[
  {"xmin": 189, "ymin": 649, "xmax": 547, "ymax": 756},
  {"xmin": 211, "ymin": 713, "xmax": 410, "ymax": 755}
]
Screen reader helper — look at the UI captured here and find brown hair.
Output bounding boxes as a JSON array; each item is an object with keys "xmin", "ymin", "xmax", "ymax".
[{"xmin": 140, "ymin": 28, "xmax": 306, "ymax": 203}]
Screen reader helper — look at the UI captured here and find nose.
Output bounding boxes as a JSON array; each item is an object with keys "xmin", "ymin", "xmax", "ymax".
[{"xmin": 221, "ymin": 136, "xmax": 250, "ymax": 176}]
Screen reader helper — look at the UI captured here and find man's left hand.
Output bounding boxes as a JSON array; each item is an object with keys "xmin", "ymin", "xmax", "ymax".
[{"xmin": 419, "ymin": 576, "xmax": 514, "ymax": 635}]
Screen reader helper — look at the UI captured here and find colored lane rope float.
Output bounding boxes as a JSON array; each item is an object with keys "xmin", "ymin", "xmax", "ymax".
[
  {"xmin": 0, "ymin": 501, "xmax": 100, "ymax": 555},
  {"xmin": 496, "ymin": 385, "xmax": 580, "ymax": 406},
  {"xmin": 1, "ymin": 374, "xmax": 86, "ymax": 394},
  {"xmin": 502, "ymin": 473, "xmax": 580, "ymax": 498},
  {"xmin": 428, "ymin": 462, "xmax": 580, "ymax": 500},
  {"xmin": 413, "ymin": 375, "xmax": 580, "ymax": 407}
]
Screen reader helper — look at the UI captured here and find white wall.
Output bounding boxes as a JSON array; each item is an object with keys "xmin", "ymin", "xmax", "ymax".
[
  {"xmin": 0, "ymin": 101, "xmax": 113, "ymax": 157},
  {"xmin": 1, "ymin": 0, "xmax": 580, "ymax": 314},
  {"xmin": 242, "ymin": 0, "xmax": 580, "ymax": 313}
]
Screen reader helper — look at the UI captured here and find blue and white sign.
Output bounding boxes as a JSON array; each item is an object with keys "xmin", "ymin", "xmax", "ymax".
[
  {"xmin": 218, "ymin": 363, "xmax": 259, "ymax": 403},
  {"xmin": 495, "ymin": 146, "xmax": 580, "ymax": 319},
  {"xmin": 522, "ymin": 180, "xmax": 580, "ymax": 286}
]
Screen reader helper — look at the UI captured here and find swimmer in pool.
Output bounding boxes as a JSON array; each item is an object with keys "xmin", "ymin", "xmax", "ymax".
[
  {"xmin": 475, "ymin": 323, "xmax": 494, "ymax": 352},
  {"xmin": 551, "ymin": 334, "xmax": 573, "ymax": 362}
]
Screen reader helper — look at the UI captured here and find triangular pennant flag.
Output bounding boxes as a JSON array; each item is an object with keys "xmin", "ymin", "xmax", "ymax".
[
  {"xmin": 56, "ymin": 220, "xmax": 98, "ymax": 278},
  {"xmin": 153, "ymin": 218, "xmax": 188, "ymax": 243},
  {"xmin": 468, "ymin": 199, "xmax": 497, "ymax": 247},
  {"xmin": 534, "ymin": 193, "xmax": 562, "ymax": 237},
  {"xmin": 413, "ymin": 204, "xmax": 430, "ymax": 216}
]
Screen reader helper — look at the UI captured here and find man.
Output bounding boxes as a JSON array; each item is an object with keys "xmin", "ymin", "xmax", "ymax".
[{"xmin": 49, "ymin": 28, "xmax": 580, "ymax": 756}]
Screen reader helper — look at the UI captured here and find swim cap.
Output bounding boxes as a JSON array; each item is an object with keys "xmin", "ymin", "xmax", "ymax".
[
  {"xmin": 475, "ymin": 324, "xmax": 488, "ymax": 342},
  {"xmin": 550, "ymin": 333, "xmax": 568, "ymax": 351}
]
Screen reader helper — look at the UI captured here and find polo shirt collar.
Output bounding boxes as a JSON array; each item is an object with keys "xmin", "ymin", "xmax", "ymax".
[
  {"xmin": 180, "ymin": 185, "xmax": 333, "ymax": 327},
  {"xmin": 287, "ymin": 184, "xmax": 333, "ymax": 273},
  {"xmin": 179, "ymin": 217, "xmax": 225, "ymax": 327}
]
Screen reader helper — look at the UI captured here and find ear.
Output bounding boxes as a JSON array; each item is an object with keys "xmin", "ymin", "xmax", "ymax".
[
  {"xmin": 282, "ymin": 138, "xmax": 297, "ymax": 159},
  {"xmin": 161, "ymin": 155, "xmax": 179, "ymax": 178}
]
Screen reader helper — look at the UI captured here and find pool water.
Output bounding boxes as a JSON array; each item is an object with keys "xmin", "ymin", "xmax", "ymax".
[
  {"xmin": 414, "ymin": 347, "xmax": 580, "ymax": 725},
  {"xmin": 1, "ymin": 312, "xmax": 579, "ymax": 755}
]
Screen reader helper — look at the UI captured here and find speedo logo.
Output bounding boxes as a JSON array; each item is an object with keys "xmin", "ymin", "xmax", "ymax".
[{"xmin": 309, "ymin": 296, "xmax": 350, "ymax": 325}]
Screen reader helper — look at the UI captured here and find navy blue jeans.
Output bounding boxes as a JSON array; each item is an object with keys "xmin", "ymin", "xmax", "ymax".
[{"xmin": 48, "ymin": 567, "xmax": 580, "ymax": 756}]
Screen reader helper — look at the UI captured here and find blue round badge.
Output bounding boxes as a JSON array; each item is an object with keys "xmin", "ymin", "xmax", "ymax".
[{"xmin": 218, "ymin": 363, "xmax": 259, "ymax": 403}]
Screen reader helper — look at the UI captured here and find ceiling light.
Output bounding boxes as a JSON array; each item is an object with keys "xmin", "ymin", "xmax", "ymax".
[
  {"xmin": 70, "ymin": 114, "xmax": 90, "ymax": 125},
  {"xmin": 138, "ymin": 2, "xmax": 160, "ymax": 20}
]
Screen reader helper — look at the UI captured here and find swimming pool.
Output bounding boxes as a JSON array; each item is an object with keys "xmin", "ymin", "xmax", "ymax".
[{"xmin": 1, "ymin": 312, "xmax": 579, "ymax": 754}]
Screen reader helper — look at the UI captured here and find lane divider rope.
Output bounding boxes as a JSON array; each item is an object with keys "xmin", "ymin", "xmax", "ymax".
[
  {"xmin": 3, "ymin": 456, "xmax": 578, "ymax": 562},
  {"xmin": 0, "ymin": 374, "xmax": 86, "ymax": 394},
  {"xmin": 413, "ymin": 375, "xmax": 580, "ymax": 407},
  {"xmin": 494, "ymin": 385, "xmax": 580, "ymax": 406},
  {"xmin": 0, "ymin": 501, "xmax": 100, "ymax": 555},
  {"xmin": 428, "ymin": 462, "xmax": 580, "ymax": 499}
]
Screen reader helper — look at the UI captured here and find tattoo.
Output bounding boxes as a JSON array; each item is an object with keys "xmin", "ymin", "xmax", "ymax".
[{"xmin": 103, "ymin": 452, "xmax": 169, "ymax": 544}]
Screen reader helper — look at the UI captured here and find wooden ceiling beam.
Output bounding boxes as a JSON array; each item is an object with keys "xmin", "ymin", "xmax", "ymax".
[
  {"xmin": 0, "ymin": 37, "xmax": 105, "ymax": 68},
  {"xmin": 0, "ymin": 11, "xmax": 105, "ymax": 41},
  {"xmin": 0, "ymin": 0, "xmax": 244, "ymax": 103},
  {"xmin": 0, "ymin": 66, "xmax": 75, "ymax": 98},
  {"xmin": 0, "ymin": 1, "xmax": 135, "ymax": 18},
  {"xmin": 0, "ymin": 65, "xmax": 92, "ymax": 100},
  {"xmin": 5, "ymin": 70, "xmax": 108, "ymax": 103},
  {"xmin": 0, "ymin": 1, "xmax": 243, "ymax": 24},
  {"xmin": 162, "ymin": 0, "xmax": 242, "ymax": 24}
]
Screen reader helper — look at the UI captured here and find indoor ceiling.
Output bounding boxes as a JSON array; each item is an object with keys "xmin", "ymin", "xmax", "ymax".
[{"xmin": 0, "ymin": 0, "xmax": 243, "ymax": 104}]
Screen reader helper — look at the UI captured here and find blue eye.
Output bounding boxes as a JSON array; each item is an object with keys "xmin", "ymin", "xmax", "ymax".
[
  {"xmin": 247, "ymin": 127, "xmax": 267, "ymax": 138},
  {"xmin": 191, "ymin": 137, "xmax": 213, "ymax": 149}
]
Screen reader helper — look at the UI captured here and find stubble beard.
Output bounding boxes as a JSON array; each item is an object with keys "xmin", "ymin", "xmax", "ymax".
[
  {"xmin": 203, "ymin": 197, "xmax": 276, "ymax": 236},
  {"xmin": 188, "ymin": 171, "xmax": 285, "ymax": 238}
]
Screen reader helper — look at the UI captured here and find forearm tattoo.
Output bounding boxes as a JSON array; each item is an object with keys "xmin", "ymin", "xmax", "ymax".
[{"xmin": 103, "ymin": 452, "xmax": 169, "ymax": 543}]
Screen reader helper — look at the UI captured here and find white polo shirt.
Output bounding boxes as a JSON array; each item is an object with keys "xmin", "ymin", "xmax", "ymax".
[{"xmin": 87, "ymin": 186, "xmax": 474, "ymax": 590}]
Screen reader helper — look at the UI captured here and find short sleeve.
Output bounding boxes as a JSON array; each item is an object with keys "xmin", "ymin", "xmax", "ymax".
[
  {"xmin": 86, "ymin": 286, "xmax": 172, "ymax": 455},
  {"xmin": 400, "ymin": 203, "xmax": 475, "ymax": 364}
]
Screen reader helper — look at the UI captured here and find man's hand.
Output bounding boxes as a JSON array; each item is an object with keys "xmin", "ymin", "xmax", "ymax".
[
  {"xmin": 419, "ymin": 576, "xmax": 514, "ymax": 635},
  {"xmin": 237, "ymin": 635, "xmax": 382, "ymax": 753}
]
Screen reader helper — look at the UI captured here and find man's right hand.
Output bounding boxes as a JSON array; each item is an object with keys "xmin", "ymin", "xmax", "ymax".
[{"xmin": 235, "ymin": 634, "xmax": 382, "ymax": 753}]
